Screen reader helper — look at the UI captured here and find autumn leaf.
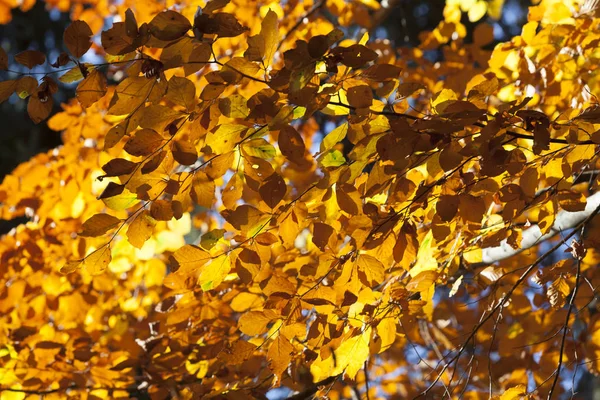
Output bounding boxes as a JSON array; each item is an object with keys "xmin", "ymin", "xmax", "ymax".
[
  {"xmin": 124, "ymin": 129, "xmax": 164, "ymax": 156},
  {"xmin": 14, "ymin": 50, "xmax": 46, "ymax": 69},
  {"xmin": 268, "ymin": 335, "xmax": 293, "ymax": 386},
  {"xmin": 79, "ymin": 213, "xmax": 121, "ymax": 237},
  {"xmin": 149, "ymin": 11, "xmax": 191, "ymax": 41},
  {"xmin": 76, "ymin": 69, "xmax": 107, "ymax": 107},
  {"xmin": 170, "ymin": 244, "xmax": 211, "ymax": 273},
  {"xmin": 64, "ymin": 20, "xmax": 93, "ymax": 58},
  {"xmin": 127, "ymin": 210, "xmax": 156, "ymax": 249}
]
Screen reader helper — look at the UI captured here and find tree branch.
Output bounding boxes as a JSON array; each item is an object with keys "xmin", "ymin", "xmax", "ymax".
[
  {"xmin": 480, "ymin": 191, "xmax": 600, "ymax": 264},
  {"xmin": 417, "ymin": 202, "xmax": 600, "ymax": 397},
  {"xmin": 286, "ymin": 375, "xmax": 339, "ymax": 400}
]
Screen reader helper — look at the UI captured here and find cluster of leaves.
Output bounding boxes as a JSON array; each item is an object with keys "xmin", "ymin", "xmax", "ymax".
[{"xmin": 2, "ymin": 0, "xmax": 600, "ymax": 399}]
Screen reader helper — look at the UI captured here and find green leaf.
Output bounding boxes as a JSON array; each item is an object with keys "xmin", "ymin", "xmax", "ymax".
[
  {"xmin": 321, "ymin": 150, "xmax": 346, "ymax": 167},
  {"xmin": 242, "ymin": 138, "xmax": 276, "ymax": 159}
]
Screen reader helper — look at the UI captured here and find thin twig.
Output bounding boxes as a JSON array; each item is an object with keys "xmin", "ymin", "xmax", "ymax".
[
  {"xmin": 415, "ymin": 202, "xmax": 600, "ymax": 399},
  {"xmin": 548, "ymin": 256, "xmax": 582, "ymax": 399}
]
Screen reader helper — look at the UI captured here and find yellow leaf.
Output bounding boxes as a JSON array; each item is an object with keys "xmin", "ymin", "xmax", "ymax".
[
  {"xmin": 310, "ymin": 327, "xmax": 372, "ymax": 381},
  {"xmin": 376, "ymin": 317, "xmax": 397, "ymax": 352},
  {"xmin": 126, "ymin": 210, "xmax": 156, "ymax": 249},
  {"xmin": 431, "ymin": 88, "xmax": 458, "ymax": 114},
  {"xmin": 410, "ymin": 230, "xmax": 438, "ymax": 277},
  {"xmin": 407, "ymin": 270, "xmax": 438, "ymax": 292},
  {"xmin": 321, "ymin": 123, "xmax": 348, "ymax": 152},
  {"xmin": 83, "ymin": 245, "xmax": 112, "ymax": 275},
  {"xmin": 205, "ymin": 124, "xmax": 247, "ymax": 154},
  {"xmin": 222, "ymin": 204, "xmax": 268, "ymax": 236},
  {"xmin": 170, "ymin": 244, "xmax": 211, "ymax": 274},
  {"xmin": 468, "ymin": 1, "xmax": 487, "ymax": 22},
  {"xmin": 267, "ymin": 335, "xmax": 293, "ymax": 386},
  {"xmin": 356, "ymin": 254, "xmax": 385, "ymax": 286},
  {"xmin": 101, "ymin": 188, "xmax": 139, "ymax": 211},
  {"xmin": 499, "ymin": 385, "xmax": 527, "ymax": 400},
  {"xmin": 321, "ymin": 150, "xmax": 346, "ymax": 167},
  {"xmin": 108, "ymin": 77, "xmax": 157, "ymax": 116},
  {"xmin": 199, "ymin": 254, "xmax": 231, "ymax": 291},
  {"xmin": 238, "ymin": 310, "xmax": 278, "ymax": 336},
  {"xmin": 166, "ymin": 76, "xmax": 196, "ymax": 112},
  {"xmin": 261, "ymin": 9, "xmax": 279, "ymax": 68}
]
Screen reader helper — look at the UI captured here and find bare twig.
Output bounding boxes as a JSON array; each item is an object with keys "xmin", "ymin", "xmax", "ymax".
[
  {"xmin": 548, "ymin": 255, "xmax": 583, "ymax": 399},
  {"xmin": 415, "ymin": 202, "xmax": 600, "ymax": 399}
]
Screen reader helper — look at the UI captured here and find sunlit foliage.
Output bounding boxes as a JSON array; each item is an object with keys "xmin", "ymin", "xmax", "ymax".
[{"xmin": 2, "ymin": 0, "xmax": 600, "ymax": 398}]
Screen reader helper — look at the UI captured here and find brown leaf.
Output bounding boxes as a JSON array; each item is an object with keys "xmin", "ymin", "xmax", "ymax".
[
  {"xmin": 142, "ymin": 150, "xmax": 167, "ymax": 174},
  {"xmin": 150, "ymin": 199, "xmax": 174, "ymax": 221},
  {"xmin": 14, "ymin": 50, "xmax": 46, "ymax": 69},
  {"xmin": 124, "ymin": 129, "xmax": 164, "ymax": 156},
  {"xmin": 27, "ymin": 92, "xmax": 53, "ymax": 124},
  {"xmin": 203, "ymin": 0, "xmax": 231, "ymax": 14},
  {"xmin": 347, "ymin": 85, "xmax": 373, "ymax": 108},
  {"xmin": 0, "ymin": 80, "xmax": 16, "ymax": 104},
  {"xmin": 312, "ymin": 222, "xmax": 334, "ymax": 251},
  {"xmin": 64, "ymin": 20, "xmax": 93, "ymax": 58},
  {"xmin": 259, "ymin": 173, "xmax": 286, "ymax": 209},
  {"xmin": 361, "ymin": 64, "xmax": 402, "ymax": 81},
  {"xmin": 172, "ymin": 139, "xmax": 198, "ymax": 165},
  {"xmin": 101, "ymin": 158, "xmax": 138, "ymax": 177},
  {"xmin": 104, "ymin": 124, "xmax": 126, "ymax": 150},
  {"xmin": 0, "ymin": 47, "xmax": 8, "ymax": 70},
  {"xmin": 80, "ymin": 213, "xmax": 121, "ymax": 237},
  {"xmin": 101, "ymin": 23, "xmax": 139, "ymax": 55},
  {"xmin": 278, "ymin": 126, "xmax": 306, "ymax": 164},
  {"xmin": 149, "ymin": 11, "xmax": 192, "ymax": 41},
  {"xmin": 436, "ymin": 195, "xmax": 459, "ymax": 222},
  {"xmin": 183, "ymin": 43, "xmax": 212, "ymax": 75},
  {"xmin": 98, "ymin": 182, "xmax": 125, "ymax": 199},
  {"xmin": 194, "ymin": 12, "xmax": 249, "ymax": 38}
]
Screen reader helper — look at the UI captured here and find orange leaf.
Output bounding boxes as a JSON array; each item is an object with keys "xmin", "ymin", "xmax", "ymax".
[{"xmin": 76, "ymin": 69, "xmax": 107, "ymax": 108}]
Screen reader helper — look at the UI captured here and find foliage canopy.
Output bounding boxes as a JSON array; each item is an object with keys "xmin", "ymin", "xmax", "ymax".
[{"xmin": 2, "ymin": 0, "xmax": 600, "ymax": 399}]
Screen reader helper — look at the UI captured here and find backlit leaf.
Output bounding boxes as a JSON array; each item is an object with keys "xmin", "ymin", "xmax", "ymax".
[
  {"xmin": 80, "ymin": 213, "xmax": 121, "ymax": 237},
  {"xmin": 124, "ymin": 129, "xmax": 164, "ymax": 156},
  {"xmin": 76, "ymin": 69, "xmax": 107, "ymax": 108},
  {"xmin": 14, "ymin": 50, "xmax": 46, "ymax": 69},
  {"xmin": 127, "ymin": 210, "xmax": 156, "ymax": 249},
  {"xmin": 149, "ymin": 11, "xmax": 192, "ymax": 41},
  {"xmin": 64, "ymin": 20, "xmax": 93, "ymax": 58}
]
